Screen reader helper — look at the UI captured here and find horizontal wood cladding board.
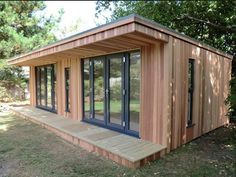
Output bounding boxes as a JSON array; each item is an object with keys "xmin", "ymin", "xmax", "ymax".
[
  {"xmin": 10, "ymin": 15, "xmax": 232, "ymax": 67},
  {"xmin": 170, "ymin": 37, "xmax": 231, "ymax": 150},
  {"xmin": 9, "ymin": 23, "xmax": 137, "ymax": 65},
  {"xmin": 134, "ymin": 23, "xmax": 168, "ymax": 42},
  {"xmin": 134, "ymin": 16, "xmax": 232, "ymax": 59},
  {"xmin": 11, "ymin": 17, "xmax": 136, "ymax": 61},
  {"xmin": 15, "ymin": 35, "xmax": 157, "ymax": 67}
]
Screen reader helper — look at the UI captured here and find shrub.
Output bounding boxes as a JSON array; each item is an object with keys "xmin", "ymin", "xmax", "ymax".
[{"xmin": 0, "ymin": 64, "xmax": 27, "ymax": 102}]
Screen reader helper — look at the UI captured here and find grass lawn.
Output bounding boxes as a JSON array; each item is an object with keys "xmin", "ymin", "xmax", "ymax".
[
  {"xmin": 85, "ymin": 100, "xmax": 140, "ymax": 113},
  {"xmin": 0, "ymin": 111, "xmax": 235, "ymax": 177}
]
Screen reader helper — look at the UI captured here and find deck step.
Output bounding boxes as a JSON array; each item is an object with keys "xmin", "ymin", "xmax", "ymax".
[{"xmin": 11, "ymin": 106, "xmax": 166, "ymax": 168}]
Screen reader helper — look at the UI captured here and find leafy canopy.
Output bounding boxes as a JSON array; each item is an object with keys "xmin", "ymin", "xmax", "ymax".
[
  {"xmin": 96, "ymin": 1, "xmax": 236, "ymax": 119},
  {"xmin": 96, "ymin": 1, "xmax": 236, "ymax": 57},
  {"xmin": 0, "ymin": 1, "xmax": 62, "ymax": 101},
  {"xmin": 0, "ymin": 1, "xmax": 63, "ymax": 59}
]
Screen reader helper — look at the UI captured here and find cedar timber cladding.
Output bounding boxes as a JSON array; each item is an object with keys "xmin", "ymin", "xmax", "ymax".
[
  {"xmin": 9, "ymin": 14, "xmax": 232, "ymax": 166},
  {"xmin": 55, "ymin": 57, "xmax": 80, "ymax": 120},
  {"xmin": 170, "ymin": 38, "xmax": 231, "ymax": 149}
]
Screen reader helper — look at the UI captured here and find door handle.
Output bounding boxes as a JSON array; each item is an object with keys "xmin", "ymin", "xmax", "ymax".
[{"xmin": 105, "ymin": 89, "xmax": 109, "ymax": 94}]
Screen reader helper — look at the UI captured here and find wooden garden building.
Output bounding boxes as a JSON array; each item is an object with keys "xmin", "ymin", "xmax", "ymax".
[{"xmin": 9, "ymin": 14, "xmax": 232, "ymax": 168}]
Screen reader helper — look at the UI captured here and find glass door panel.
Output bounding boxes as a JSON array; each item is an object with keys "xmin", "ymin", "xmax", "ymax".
[
  {"xmin": 128, "ymin": 52, "xmax": 140, "ymax": 132},
  {"xmin": 36, "ymin": 64, "xmax": 56, "ymax": 112},
  {"xmin": 47, "ymin": 66, "xmax": 52, "ymax": 108},
  {"xmin": 36, "ymin": 68, "xmax": 41, "ymax": 106},
  {"xmin": 108, "ymin": 56, "xmax": 123, "ymax": 128},
  {"xmin": 82, "ymin": 51, "xmax": 140, "ymax": 136},
  {"xmin": 93, "ymin": 59, "xmax": 105, "ymax": 121},
  {"xmin": 52, "ymin": 64, "xmax": 56, "ymax": 111},
  {"xmin": 83, "ymin": 60, "xmax": 91, "ymax": 119},
  {"xmin": 40, "ymin": 67, "xmax": 46, "ymax": 106}
]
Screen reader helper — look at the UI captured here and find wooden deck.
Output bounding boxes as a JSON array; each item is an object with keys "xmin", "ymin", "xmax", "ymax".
[{"xmin": 11, "ymin": 106, "xmax": 166, "ymax": 168}]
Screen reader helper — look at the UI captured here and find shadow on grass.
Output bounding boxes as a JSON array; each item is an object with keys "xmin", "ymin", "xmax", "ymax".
[{"xmin": 0, "ymin": 112, "xmax": 235, "ymax": 177}]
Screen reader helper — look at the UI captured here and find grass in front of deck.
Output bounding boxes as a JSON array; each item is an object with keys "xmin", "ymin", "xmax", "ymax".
[{"xmin": 0, "ymin": 112, "xmax": 235, "ymax": 177}]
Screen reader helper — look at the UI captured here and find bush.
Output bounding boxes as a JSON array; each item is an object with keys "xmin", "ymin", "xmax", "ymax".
[
  {"xmin": 0, "ymin": 85, "xmax": 13, "ymax": 102},
  {"xmin": 0, "ymin": 64, "xmax": 27, "ymax": 102}
]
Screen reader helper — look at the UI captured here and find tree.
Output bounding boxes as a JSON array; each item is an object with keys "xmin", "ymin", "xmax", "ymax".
[
  {"xmin": 0, "ymin": 60, "xmax": 27, "ymax": 101},
  {"xmin": 57, "ymin": 18, "xmax": 82, "ymax": 39},
  {"xmin": 96, "ymin": 0, "xmax": 236, "ymax": 120},
  {"xmin": 0, "ymin": 1, "xmax": 62, "ymax": 102},
  {"xmin": 96, "ymin": 1, "xmax": 235, "ymax": 57},
  {"xmin": 0, "ymin": 1, "xmax": 63, "ymax": 59}
]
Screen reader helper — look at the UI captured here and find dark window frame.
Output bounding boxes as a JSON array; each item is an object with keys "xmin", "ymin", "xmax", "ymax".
[
  {"xmin": 35, "ymin": 64, "xmax": 56, "ymax": 113},
  {"xmin": 65, "ymin": 67, "xmax": 70, "ymax": 112},
  {"xmin": 187, "ymin": 59, "xmax": 194, "ymax": 127},
  {"xmin": 81, "ymin": 50, "xmax": 140, "ymax": 137}
]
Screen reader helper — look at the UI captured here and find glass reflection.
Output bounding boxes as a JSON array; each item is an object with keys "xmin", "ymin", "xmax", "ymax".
[{"xmin": 129, "ymin": 52, "xmax": 140, "ymax": 132}]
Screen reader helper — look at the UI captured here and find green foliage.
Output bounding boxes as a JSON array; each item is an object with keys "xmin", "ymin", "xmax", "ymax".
[
  {"xmin": 96, "ymin": 0, "xmax": 236, "ymax": 120},
  {"xmin": 94, "ymin": 76, "xmax": 104, "ymax": 101},
  {"xmin": 110, "ymin": 81, "xmax": 121, "ymax": 101},
  {"xmin": 96, "ymin": 1, "xmax": 236, "ymax": 56},
  {"xmin": 0, "ymin": 62, "xmax": 26, "ymax": 87},
  {"xmin": 0, "ymin": 1, "xmax": 62, "ymax": 102},
  {"xmin": 0, "ymin": 1, "xmax": 63, "ymax": 59},
  {"xmin": 58, "ymin": 18, "xmax": 81, "ymax": 39},
  {"xmin": 0, "ymin": 61, "xmax": 27, "ymax": 102},
  {"xmin": 0, "ymin": 85, "xmax": 13, "ymax": 102}
]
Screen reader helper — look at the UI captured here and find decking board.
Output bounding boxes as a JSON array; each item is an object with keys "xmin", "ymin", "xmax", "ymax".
[{"xmin": 11, "ymin": 106, "xmax": 166, "ymax": 168}]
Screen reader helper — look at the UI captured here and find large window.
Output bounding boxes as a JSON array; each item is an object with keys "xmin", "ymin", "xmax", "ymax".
[
  {"xmin": 65, "ymin": 68, "xmax": 70, "ymax": 112},
  {"xmin": 82, "ymin": 51, "xmax": 140, "ymax": 137},
  {"xmin": 187, "ymin": 59, "xmax": 194, "ymax": 126},
  {"xmin": 36, "ymin": 64, "xmax": 56, "ymax": 112}
]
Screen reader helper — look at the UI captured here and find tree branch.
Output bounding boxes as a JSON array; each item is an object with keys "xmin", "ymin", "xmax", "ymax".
[{"xmin": 181, "ymin": 14, "xmax": 236, "ymax": 33}]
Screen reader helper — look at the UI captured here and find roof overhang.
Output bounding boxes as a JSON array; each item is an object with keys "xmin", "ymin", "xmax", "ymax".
[
  {"xmin": 8, "ymin": 14, "xmax": 233, "ymax": 66},
  {"xmin": 8, "ymin": 15, "xmax": 170, "ymax": 66}
]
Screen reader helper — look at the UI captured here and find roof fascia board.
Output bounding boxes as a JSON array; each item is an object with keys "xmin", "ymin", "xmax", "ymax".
[
  {"xmin": 8, "ymin": 15, "xmax": 137, "ymax": 63},
  {"xmin": 133, "ymin": 15, "xmax": 233, "ymax": 59}
]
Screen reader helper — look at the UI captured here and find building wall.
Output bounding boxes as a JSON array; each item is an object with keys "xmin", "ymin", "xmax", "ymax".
[
  {"xmin": 55, "ymin": 57, "xmax": 82, "ymax": 120},
  {"xmin": 140, "ymin": 42, "xmax": 172, "ymax": 152},
  {"xmin": 28, "ymin": 36, "xmax": 231, "ymax": 153},
  {"xmin": 170, "ymin": 37, "xmax": 231, "ymax": 150},
  {"xmin": 29, "ymin": 66, "xmax": 36, "ymax": 106}
]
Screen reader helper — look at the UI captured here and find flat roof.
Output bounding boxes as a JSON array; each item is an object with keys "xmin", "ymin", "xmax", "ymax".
[{"xmin": 8, "ymin": 14, "xmax": 233, "ymax": 64}]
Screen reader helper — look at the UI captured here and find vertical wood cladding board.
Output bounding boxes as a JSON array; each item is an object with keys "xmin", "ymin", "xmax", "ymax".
[
  {"xmin": 28, "ymin": 36, "xmax": 231, "ymax": 153},
  {"xmin": 170, "ymin": 37, "xmax": 231, "ymax": 150}
]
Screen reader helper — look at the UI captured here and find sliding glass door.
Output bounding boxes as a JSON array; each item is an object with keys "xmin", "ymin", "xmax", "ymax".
[
  {"xmin": 83, "ymin": 57, "xmax": 106, "ymax": 123},
  {"xmin": 107, "ymin": 54, "xmax": 124, "ymax": 129},
  {"xmin": 93, "ymin": 58, "xmax": 105, "ymax": 122},
  {"xmin": 36, "ymin": 64, "xmax": 56, "ymax": 112},
  {"xmin": 128, "ymin": 52, "xmax": 140, "ymax": 133},
  {"xmin": 82, "ymin": 51, "xmax": 140, "ymax": 137}
]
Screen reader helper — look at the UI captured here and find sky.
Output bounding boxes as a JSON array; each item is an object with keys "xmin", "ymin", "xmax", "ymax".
[{"xmin": 43, "ymin": 1, "xmax": 112, "ymax": 39}]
